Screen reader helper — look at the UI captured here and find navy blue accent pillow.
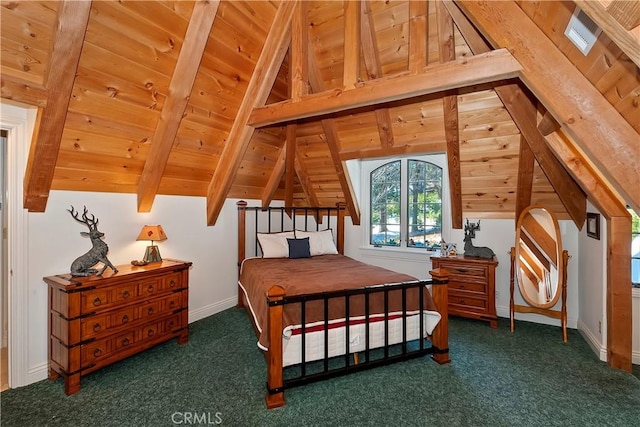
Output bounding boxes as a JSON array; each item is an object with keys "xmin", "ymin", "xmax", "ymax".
[{"xmin": 287, "ymin": 237, "xmax": 311, "ymax": 259}]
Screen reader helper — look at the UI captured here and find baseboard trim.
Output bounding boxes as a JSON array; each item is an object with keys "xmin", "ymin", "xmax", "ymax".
[{"xmin": 188, "ymin": 296, "xmax": 237, "ymax": 324}]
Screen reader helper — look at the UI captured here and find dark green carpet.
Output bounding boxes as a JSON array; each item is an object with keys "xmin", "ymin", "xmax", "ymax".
[{"xmin": 1, "ymin": 308, "xmax": 639, "ymax": 426}]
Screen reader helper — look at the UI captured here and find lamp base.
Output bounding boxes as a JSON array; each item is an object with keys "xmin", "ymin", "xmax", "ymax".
[{"xmin": 143, "ymin": 245, "xmax": 162, "ymax": 263}]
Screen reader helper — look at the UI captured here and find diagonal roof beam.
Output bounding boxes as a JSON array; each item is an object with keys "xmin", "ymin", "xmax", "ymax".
[
  {"xmin": 206, "ymin": 0, "xmax": 295, "ymax": 225},
  {"xmin": 249, "ymin": 48, "xmax": 521, "ymax": 127},
  {"xmin": 261, "ymin": 140, "xmax": 286, "ymax": 208},
  {"xmin": 137, "ymin": 0, "xmax": 219, "ymax": 212},
  {"xmin": 456, "ymin": 0, "xmax": 640, "ymax": 213},
  {"xmin": 23, "ymin": 0, "xmax": 92, "ymax": 212}
]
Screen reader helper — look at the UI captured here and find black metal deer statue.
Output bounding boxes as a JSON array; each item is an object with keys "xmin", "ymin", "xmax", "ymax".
[
  {"xmin": 68, "ymin": 206, "xmax": 119, "ymax": 276},
  {"xmin": 463, "ymin": 219, "xmax": 495, "ymax": 259}
]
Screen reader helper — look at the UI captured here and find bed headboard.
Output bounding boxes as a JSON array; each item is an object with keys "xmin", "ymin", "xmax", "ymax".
[{"xmin": 236, "ymin": 201, "xmax": 346, "ymax": 266}]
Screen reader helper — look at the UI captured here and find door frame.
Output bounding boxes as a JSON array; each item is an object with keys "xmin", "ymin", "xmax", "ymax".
[{"xmin": 1, "ymin": 102, "xmax": 32, "ymax": 388}]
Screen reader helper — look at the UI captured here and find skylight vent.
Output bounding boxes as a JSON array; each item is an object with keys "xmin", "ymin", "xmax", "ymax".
[{"xmin": 564, "ymin": 6, "xmax": 602, "ymax": 56}]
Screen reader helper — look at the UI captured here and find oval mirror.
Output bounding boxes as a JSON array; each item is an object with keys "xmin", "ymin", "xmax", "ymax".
[{"xmin": 515, "ymin": 205, "xmax": 563, "ymax": 309}]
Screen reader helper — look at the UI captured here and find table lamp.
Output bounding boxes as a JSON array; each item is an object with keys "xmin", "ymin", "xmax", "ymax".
[{"xmin": 136, "ymin": 225, "xmax": 167, "ymax": 263}]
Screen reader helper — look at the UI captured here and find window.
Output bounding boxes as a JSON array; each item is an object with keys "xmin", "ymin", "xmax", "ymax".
[
  {"xmin": 631, "ymin": 209, "xmax": 639, "ymax": 288},
  {"xmin": 366, "ymin": 156, "xmax": 445, "ymax": 251}
]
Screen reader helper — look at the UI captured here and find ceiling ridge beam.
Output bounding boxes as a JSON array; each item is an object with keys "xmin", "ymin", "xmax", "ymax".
[
  {"xmin": 206, "ymin": 0, "xmax": 296, "ymax": 225},
  {"xmin": 456, "ymin": 0, "xmax": 640, "ymax": 213},
  {"xmin": 248, "ymin": 48, "xmax": 521, "ymax": 127},
  {"xmin": 23, "ymin": 0, "xmax": 92, "ymax": 212},
  {"xmin": 137, "ymin": 0, "xmax": 219, "ymax": 212}
]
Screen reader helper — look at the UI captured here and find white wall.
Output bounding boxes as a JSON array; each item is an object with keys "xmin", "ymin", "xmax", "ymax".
[
  {"xmin": 24, "ymin": 192, "xmax": 242, "ymax": 383},
  {"xmin": 344, "ymin": 217, "xmax": 581, "ymax": 330}
]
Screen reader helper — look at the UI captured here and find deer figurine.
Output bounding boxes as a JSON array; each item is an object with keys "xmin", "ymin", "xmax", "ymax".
[
  {"xmin": 68, "ymin": 206, "xmax": 119, "ymax": 276},
  {"xmin": 463, "ymin": 219, "xmax": 496, "ymax": 259}
]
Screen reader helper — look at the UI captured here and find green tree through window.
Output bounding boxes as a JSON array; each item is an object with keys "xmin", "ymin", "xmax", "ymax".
[{"xmin": 370, "ymin": 159, "xmax": 442, "ymax": 249}]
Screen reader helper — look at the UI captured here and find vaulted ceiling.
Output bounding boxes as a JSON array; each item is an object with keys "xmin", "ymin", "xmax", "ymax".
[{"xmin": 1, "ymin": 0, "xmax": 638, "ymax": 227}]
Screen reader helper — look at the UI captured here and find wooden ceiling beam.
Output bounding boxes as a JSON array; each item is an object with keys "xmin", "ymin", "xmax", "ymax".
[
  {"xmin": 284, "ymin": 124, "xmax": 296, "ymax": 208},
  {"xmin": 343, "ymin": 0, "xmax": 361, "ymax": 88},
  {"xmin": 457, "ymin": 0, "xmax": 640, "ymax": 213},
  {"xmin": 249, "ymin": 48, "xmax": 521, "ymax": 127},
  {"xmin": 436, "ymin": 1, "xmax": 462, "ymax": 230},
  {"xmin": 23, "ymin": 0, "xmax": 91, "ymax": 212},
  {"xmin": 308, "ymin": 52, "xmax": 361, "ymax": 225},
  {"xmin": 361, "ymin": 0, "xmax": 395, "ymax": 148},
  {"xmin": 515, "ymin": 134, "xmax": 535, "ymax": 220},
  {"xmin": 206, "ymin": 0, "xmax": 295, "ymax": 225},
  {"xmin": 409, "ymin": 0, "xmax": 428, "ymax": 73},
  {"xmin": 605, "ymin": 1, "xmax": 640, "ymax": 31},
  {"xmin": 290, "ymin": 1, "xmax": 308, "ymax": 100},
  {"xmin": 445, "ymin": 1, "xmax": 587, "ymax": 227},
  {"xmin": 261, "ymin": 140, "xmax": 286, "ymax": 208},
  {"xmin": 294, "ymin": 147, "xmax": 320, "ymax": 208},
  {"xmin": 137, "ymin": 0, "xmax": 219, "ymax": 212}
]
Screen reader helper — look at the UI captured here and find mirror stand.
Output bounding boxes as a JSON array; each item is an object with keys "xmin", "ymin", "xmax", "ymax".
[{"xmin": 510, "ymin": 247, "xmax": 569, "ymax": 342}]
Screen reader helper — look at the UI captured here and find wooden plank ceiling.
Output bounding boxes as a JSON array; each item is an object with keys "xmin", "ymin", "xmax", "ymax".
[{"xmin": 1, "ymin": 0, "xmax": 638, "ymax": 226}]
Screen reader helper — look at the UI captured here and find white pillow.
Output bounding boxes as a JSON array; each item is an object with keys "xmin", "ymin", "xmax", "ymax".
[
  {"xmin": 295, "ymin": 229, "xmax": 338, "ymax": 256},
  {"xmin": 257, "ymin": 232, "xmax": 295, "ymax": 258}
]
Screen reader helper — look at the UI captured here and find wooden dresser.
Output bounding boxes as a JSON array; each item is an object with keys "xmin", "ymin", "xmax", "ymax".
[
  {"xmin": 430, "ymin": 255, "xmax": 498, "ymax": 328},
  {"xmin": 44, "ymin": 259, "xmax": 192, "ymax": 395}
]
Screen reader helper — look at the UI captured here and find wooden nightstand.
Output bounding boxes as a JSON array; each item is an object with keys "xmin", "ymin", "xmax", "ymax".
[
  {"xmin": 430, "ymin": 255, "xmax": 498, "ymax": 328},
  {"xmin": 44, "ymin": 259, "xmax": 192, "ymax": 395}
]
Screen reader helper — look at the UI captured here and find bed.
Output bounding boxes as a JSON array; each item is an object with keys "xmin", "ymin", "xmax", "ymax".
[{"xmin": 236, "ymin": 201, "xmax": 450, "ymax": 408}]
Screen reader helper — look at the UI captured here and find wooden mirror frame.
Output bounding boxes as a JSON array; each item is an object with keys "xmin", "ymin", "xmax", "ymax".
[{"xmin": 510, "ymin": 205, "xmax": 569, "ymax": 342}]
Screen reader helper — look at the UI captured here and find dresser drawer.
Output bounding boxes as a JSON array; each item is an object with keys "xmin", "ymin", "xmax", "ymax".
[
  {"xmin": 81, "ymin": 329, "xmax": 136, "ymax": 368},
  {"xmin": 434, "ymin": 262, "xmax": 488, "ymax": 284},
  {"xmin": 449, "ymin": 293, "xmax": 487, "ymax": 311},
  {"xmin": 81, "ymin": 282, "xmax": 142, "ymax": 314},
  {"xmin": 138, "ymin": 272, "xmax": 182, "ymax": 297},
  {"xmin": 80, "ymin": 293, "xmax": 184, "ymax": 340},
  {"xmin": 448, "ymin": 280, "xmax": 486, "ymax": 294}
]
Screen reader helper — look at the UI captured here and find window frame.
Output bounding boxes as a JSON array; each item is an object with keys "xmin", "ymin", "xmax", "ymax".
[{"xmin": 360, "ymin": 154, "xmax": 450, "ymax": 254}]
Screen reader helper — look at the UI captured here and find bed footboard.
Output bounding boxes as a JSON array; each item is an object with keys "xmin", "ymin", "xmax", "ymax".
[{"xmin": 264, "ymin": 273, "xmax": 449, "ymax": 408}]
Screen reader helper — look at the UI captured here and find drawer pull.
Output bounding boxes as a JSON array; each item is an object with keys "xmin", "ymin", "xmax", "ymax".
[
  {"xmin": 169, "ymin": 301, "xmax": 176, "ymax": 308},
  {"xmin": 168, "ymin": 321, "xmax": 175, "ymax": 329},
  {"xmin": 147, "ymin": 307, "xmax": 154, "ymax": 315},
  {"xmin": 121, "ymin": 338, "xmax": 130, "ymax": 346},
  {"xmin": 169, "ymin": 280, "xmax": 176, "ymax": 288},
  {"xmin": 147, "ymin": 329, "xmax": 155, "ymax": 337},
  {"xmin": 147, "ymin": 284, "xmax": 154, "ymax": 293},
  {"xmin": 122, "ymin": 290, "xmax": 130, "ymax": 299},
  {"xmin": 456, "ymin": 269, "xmax": 468, "ymax": 273},
  {"xmin": 93, "ymin": 323, "xmax": 102, "ymax": 332},
  {"xmin": 121, "ymin": 314, "xmax": 129, "ymax": 324},
  {"xmin": 93, "ymin": 348, "xmax": 102, "ymax": 358},
  {"xmin": 93, "ymin": 297, "xmax": 102, "ymax": 306}
]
